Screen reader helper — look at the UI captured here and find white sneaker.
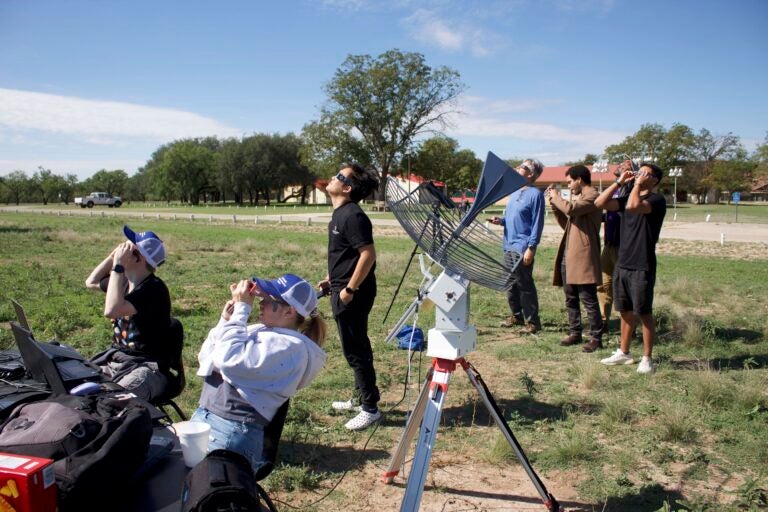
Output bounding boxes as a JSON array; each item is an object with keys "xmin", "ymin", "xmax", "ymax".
[
  {"xmin": 600, "ymin": 349, "xmax": 634, "ymax": 366},
  {"xmin": 344, "ymin": 409, "xmax": 381, "ymax": 431},
  {"xmin": 331, "ymin": 399, "xmax": 357, "ymax": 411},
  {"xmin": 637, "ymin": 356, "xmax": 654, "ymax": 374}
]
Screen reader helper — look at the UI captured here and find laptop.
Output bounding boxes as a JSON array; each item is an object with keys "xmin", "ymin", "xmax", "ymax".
[
  {"xmin": 11, "ymin": 322, "xmax": 102, "ymax": 395},
  {"xmin": 11, "ymin": 299, "xmax": 30, "ymax": 332}
]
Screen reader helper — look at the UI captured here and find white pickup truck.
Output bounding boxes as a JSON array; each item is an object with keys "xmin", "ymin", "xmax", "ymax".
[{"xmin": 74, "ymin": 192, "xmax": 123, "ymax": 208}]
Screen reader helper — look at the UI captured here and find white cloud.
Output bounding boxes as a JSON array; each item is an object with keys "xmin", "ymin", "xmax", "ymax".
[
  {"xmin": 0, "ymin": 88, "xmax": 241, "ymax": 141},
  {"xmin": 401, "ymin": 9, "xmax": 498, "ymax": 56},
  {"xmin": 443, "ymin": 95, "xmax": 627, "ymax": 163},
  {"xmin": 461, "ymin": 95, "xmax": 563, "ymax": 114}
]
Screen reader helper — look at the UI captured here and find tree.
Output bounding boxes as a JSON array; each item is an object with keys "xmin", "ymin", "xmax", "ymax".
[
  {"xmin": 125, "ymin": 169, "xmax": 151, "ymax": 202},
  {"xmin": 217, "ymin": 137, "xmax": 246, "ymax": 203},
  {"xmin": 0, "ymin": 171, "xmax": 31, "ymax": 204},
  {"xmin": 702, "ymin": 160, "xmax": 753, "ymax": 203},
  {"xmin": 604, "ymin": 123, "xmax": 668, "ymax": 163},
  {"xmin": 157, "ymin": 140, "xmax": 217, "ymax": 205},
  {"xmin": 684, "ymin": 129, "xmax": 745, "ymax": 203},
  {"xmin": 411, "ymin": 136, "xmax": 482, "ymax": 191},
  {"xmin": 564, "ymin": 153, "xmax": 599, "ymax": 166},
  {"xmin": 307, "ymin": 49, "xmax": 465, "ymax": 198},
  {"xmin": 83, "ymin": 169, "xmax": 129, "ymax": 196},
  {"xmin": 452, "ymin": 149, "xmax": 483, "ymax": 191},
  {"xmin": 751, "ymin": 133, "xmax": 768, "ymax": 180},
  {"xmin": 412, "ymin": 136, "xmax": 459, "ymax": 183}
]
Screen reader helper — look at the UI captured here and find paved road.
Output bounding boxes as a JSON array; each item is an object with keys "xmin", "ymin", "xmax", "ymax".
[{"xmin": 2, "ymin": 206, "xmax": 767, "ymax": 244}]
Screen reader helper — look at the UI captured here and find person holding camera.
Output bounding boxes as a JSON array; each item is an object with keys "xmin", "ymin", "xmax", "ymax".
[
  {"xmin": 489, "ymin": 158, "xmax": 545, "ymax": 334},
  {"xmin": 595, "ymin": 163, "xmax": 666, "ymax": 374},
  {"xmin": 194, "ymin": 274, "xmax": 327, "ymax": 473},
  {"xmin": 318, "ymin": 162, "xmax": 382, "ymax": 431},
  {"xmin": 85, "ymin": 225, "xmax": 172, "ymax": 401},
  {"xmin": 546, "ymin": 165, "xmax": 603, "ymax": 352}
]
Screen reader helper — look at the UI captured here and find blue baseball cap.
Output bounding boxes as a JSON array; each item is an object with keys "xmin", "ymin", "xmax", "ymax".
[
  {"xmin": 252, "ymin": 273, "xmax": 317, "ymax": 318},
  {"xmin": 123, "ymin": 225, "xmax": 166, "ymax": 268}
]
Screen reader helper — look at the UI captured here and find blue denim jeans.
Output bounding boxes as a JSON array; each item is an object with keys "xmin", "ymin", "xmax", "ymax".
[{"xmin": 191, "ymin": 407, "xmax": 266, "ymax": 473}]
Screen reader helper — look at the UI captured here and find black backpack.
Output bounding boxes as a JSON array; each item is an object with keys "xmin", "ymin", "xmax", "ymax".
[
  {"xmin": 181, "ymin": 449, "xmax": 278, "ymax": 512},
  {"xmin": 0, "ymin": 393, "xmax": 152, "ymax": 511}
]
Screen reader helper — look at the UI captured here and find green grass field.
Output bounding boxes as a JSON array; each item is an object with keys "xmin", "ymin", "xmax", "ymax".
[
  {"xmin": 6, "ymin": 199, "xmax": 768, "ymax": 225},
  {"xmin": 1, "ymin": 212, "xmax": 766, "ymax": 511}
]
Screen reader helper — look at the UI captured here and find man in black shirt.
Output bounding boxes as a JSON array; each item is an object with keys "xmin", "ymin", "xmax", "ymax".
[
  {"xmin": 595, "ymin": 163, "xmax": 666, "ymax": 374},
  {"xmin": 318, "ymin": 162, "xmax": 381, "ymax": 431},
  {"xmin": 86, "ymin": 225, "xmax": 172, "ymax": 400}
]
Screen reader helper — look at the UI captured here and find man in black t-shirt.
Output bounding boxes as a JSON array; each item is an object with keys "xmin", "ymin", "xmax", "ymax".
[
  {"xmin": 86, "ymin": 225, "xmax": 172, "ymax": 400},
  {"xmin": 318, "ymin": 162, "xmax": 381, "ymax": 431},
  {"xmin": 595, "ymin": 163, "xmax": 666, "ymax": 374}
]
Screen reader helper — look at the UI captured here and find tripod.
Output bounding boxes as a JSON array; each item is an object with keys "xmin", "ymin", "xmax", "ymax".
[{"xmin": 381, "ymin": 268, "xmax": 560, "ymax": 512}]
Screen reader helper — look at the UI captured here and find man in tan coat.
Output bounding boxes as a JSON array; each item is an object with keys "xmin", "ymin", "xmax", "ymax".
[{"xmin": 546, "ymin": 165, "xmax": 604, "ymax": 352}]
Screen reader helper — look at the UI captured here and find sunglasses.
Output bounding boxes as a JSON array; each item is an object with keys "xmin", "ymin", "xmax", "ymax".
[
  {"xmin": 517, "ymin": 164, "xmax": 533, "ymax": 174},
  {"xmin": 260, "ymin": 296, "xmax": 289, "ymax": 312},
  {"xmin": 334, "ymin": 172, "xmax": 353, "ymax": 186}
]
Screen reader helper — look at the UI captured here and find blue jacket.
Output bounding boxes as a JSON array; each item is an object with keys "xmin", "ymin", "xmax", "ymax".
[{"xmin": 501, "ymin": 186, "xmax": 545, "ymax": 254}]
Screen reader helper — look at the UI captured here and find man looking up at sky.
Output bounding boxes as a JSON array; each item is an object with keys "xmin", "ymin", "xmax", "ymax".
[
  {"xmin": 318, "ymin": 162, "xmax": 382, "ymax": 431},
  {"xmin": 595, "ymin": 162, "xmax": 666, "ymax": 374}
]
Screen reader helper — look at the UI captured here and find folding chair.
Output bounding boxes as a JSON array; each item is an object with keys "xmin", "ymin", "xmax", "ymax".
[
  {"xmin": 151, "ymin": 318, "xmax": 187, "ymax": 421},
  {"xmin": 254, "ymin": 400, "xmax": 290, "ymax": 481}
]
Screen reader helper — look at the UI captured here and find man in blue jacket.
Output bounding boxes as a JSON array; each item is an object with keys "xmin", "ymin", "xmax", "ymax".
[{"xmin": 489, "ymin": 159, "xmax": 546, "ymax": 334}]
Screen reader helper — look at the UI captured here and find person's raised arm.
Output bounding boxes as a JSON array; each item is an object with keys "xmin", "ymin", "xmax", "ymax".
[
  {"xmin": 85, "ymin": 250, "xmax": 115, "ymax": 290},
  {"xmin": 596, "ymin": 169, "xmax": 634, "ymax": 211},
  {"xmin": 103, "ymin": 242, "xmax": 138, "ymax": 319},
  {"xmin": 625, "ymin": 172, "xmax": 656, "ymax": 214}
]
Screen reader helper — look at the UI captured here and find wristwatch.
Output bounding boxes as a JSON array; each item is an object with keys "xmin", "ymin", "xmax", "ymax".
[
  {"xmin": 344, "ymin": 287, "xmax": 356, "ymax": 295},
  {"xmin": 614, "ymin": 179, "xmax": 623, "ymax": 186},
  {"xmin": 112, "ymin": 264, "xmax": 125, "ymax": 274}
]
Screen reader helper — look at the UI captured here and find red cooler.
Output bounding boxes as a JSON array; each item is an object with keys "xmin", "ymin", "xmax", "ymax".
[{"xmin": 0, "ymin": 453, "xmax": 57, "ymax": 512}]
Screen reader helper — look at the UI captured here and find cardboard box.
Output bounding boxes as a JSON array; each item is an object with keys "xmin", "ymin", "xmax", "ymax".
[{"xmin": 0, "ymin": 453, "xmax": 57, "ymax": 512}]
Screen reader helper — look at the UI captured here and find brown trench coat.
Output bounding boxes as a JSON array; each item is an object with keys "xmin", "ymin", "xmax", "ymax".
[{"xmin": 550, "ymin": 186, "xmax": 602, "ymax": 286}]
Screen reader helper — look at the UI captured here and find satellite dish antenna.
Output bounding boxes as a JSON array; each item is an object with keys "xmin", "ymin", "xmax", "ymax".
[{"xmin": 381, "ymin": 152, "xmax": 562, "ymax": 512}]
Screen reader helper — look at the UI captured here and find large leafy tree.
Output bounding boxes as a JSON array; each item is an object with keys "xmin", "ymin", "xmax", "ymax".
[
  {"xmin": 124, "ymin": 169, "xmax": 151, "ymax": 202},
  {"xmin": 217, "ymin": 137, "xmax": 247, "ymax": 203},
  {"xmin": 411, "ymin": 136, "xmax": 482, "ymax": 191},
  {"xmin": 702, "ymin": 160, "xmax": 753, "ymax": 202},
  {"xmin": 82, "ymin": 169, "xmax": 129, "ymax": 196},
  {"xmin": 752, "ymin": 133, "xmax": 768, "ymax": 180},
  {"xmin": 0, "ymin": 170, "xmax": 31, "ymax": 204},
  {"xmin": 157, "ymin": 140, "xmax": 217, "ymax": 205},
  {"xmin": 684, "ymin": 129, "xmax": 745, "ymax": 202},
  {"xmin": 31, "ymin": 167, "xmax": 56, "ymax": 205},
  {"xmin": 306, "ymin": 49, "xmax": 465, "ymax": 198}
]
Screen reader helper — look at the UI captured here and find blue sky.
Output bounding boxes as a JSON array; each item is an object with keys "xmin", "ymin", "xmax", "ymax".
[{"xmin": 1, "ymin": 0, "xmax": 766, "ymax": 180}]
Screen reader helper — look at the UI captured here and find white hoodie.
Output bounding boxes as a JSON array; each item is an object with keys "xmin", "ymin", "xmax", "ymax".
[{"xmin": 197, "ymin": 301, "xmax": 326, "ymax": 421}]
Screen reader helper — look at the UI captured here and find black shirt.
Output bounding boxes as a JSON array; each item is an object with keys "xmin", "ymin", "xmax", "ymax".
[
  {"xmin": 113, "ymin": 274, "xmax": 172, "ymax": 363},
  {"xmin": 616, "ymin": 192, "xmax": 667, "ymax": 271},
  {"xmin": 327, "ymin": 201, "xmax": 376, "ymax": 291}
]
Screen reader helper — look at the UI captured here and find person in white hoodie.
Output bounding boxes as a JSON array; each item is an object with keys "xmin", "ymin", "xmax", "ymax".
[{"xmin": 193, "ymin": 273, "xmax": 327, "ymax": 472}]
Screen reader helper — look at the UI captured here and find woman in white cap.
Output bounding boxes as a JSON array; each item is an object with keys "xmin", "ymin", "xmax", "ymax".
[{"xmin": 193, "ymin": 273, "xmax": 327, "ymax": 472}]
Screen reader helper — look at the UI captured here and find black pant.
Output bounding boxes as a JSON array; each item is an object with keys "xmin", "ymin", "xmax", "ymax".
[
  {"xmin": 562, "ymin": 262, "xmax": 602, "ymax": 340},
  {"xmin": 504, "ymin": 250, "xmax": 541, "ymax": 327},
  {"xmin": 331, "ymin": 285, "xmax": 380, "ymax": 410}
]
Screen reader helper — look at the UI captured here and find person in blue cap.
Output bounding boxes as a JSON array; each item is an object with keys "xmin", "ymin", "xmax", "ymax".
[
  {"xmin": 194, "ymin": 273, "xmax": 327, "ymax": 472},
  {"xmin": 85, "ymin": 225, "xmax": 172, "ymax": 401}
]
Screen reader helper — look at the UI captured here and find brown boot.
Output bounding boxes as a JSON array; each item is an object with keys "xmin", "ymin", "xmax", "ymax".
[
  {"xmin": 560, "ymin": 334, "xmax": 582, "ymax": 346},
  {"xmin": 500, "ymin": 316, "xmax": 525, "ymax": 328},
  {"xmin": 520, "ymin": 323, "xmax": 541, "ymax": 335},
  {"xmin": 582, "ymin": 339, "xmax": 604, "ymax": 353}
]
